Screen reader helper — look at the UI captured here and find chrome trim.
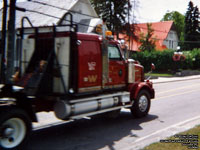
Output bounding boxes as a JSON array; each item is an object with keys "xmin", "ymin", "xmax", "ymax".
[
  {"xmin": 138, "ymin": 95, "xmax": 148, "ymax": 112},
  {"xmin": 12, "ymin": 86, "xmax": 24, "ymax": 92},
  {"xmin": 70, "ymin": 105, "xmax": 132, "ymax": 120},
  {"xmin": 69, "ymin": 91, "xmax": 130, "ymax": 103},
  {"xmin": 78, "ymin": 86, "xmax": 101, "ymax": 93},
  {"xmin": 0, "ymin": 98, "xmax": 16, "ymax": 102},
  {"xmin": 103, "ymin": 84, "xmax": 126, "ymax": 89}
]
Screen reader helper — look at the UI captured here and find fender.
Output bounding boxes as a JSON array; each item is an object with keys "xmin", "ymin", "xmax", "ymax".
[
  {"xmin": 129, "ymin": 81, "xmax": 155, "ymax": 100},
  {"xmin": 0, "ymin": 84, "xmax": 38, "ymax": 122}
]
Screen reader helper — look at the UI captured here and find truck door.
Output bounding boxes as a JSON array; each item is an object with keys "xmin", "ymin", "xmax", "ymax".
[
  {"xmin": 77, "ymin": 38, "xmax": 102, "ymax": 93},
  {"xmin": 106, "ymin": 44, "xmax": 126, "ymax": 89}
]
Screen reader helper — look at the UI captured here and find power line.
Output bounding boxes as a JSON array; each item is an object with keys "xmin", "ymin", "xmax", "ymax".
[
  {"xmin": 0, "ymin": 6, "xmax": 3, "ymax": 11},
  {"xmin": 6, "ymin": 2, "xmax": 200, "ymax": 44},
  {"xmin": 22, "ymin": 1, "xmax": 200, "ymax": 38},
  {"xmin": 133, "ymin": 25, "xmax": 173, "ymax": 34},
  {"xmin": 131, "ymin": 24, "xmax": 200, "ymax": 40},
  {"xmin": 15, "ymin": 1, "xmax": 184, "ymax": 37},
  {"xmin": 25, "ymin": 9, "xmax": 61, "ymax": 21},
  {"xmin": 5, "ymin": 4, "xmax": 98, "ymax": 28},
  {"xmin": 14, "ymin": 0, "xmax": 101, "ymax": 29},
  {"xmin": 178, "ymin": 40, "xmax": 200, "ymax": 43},
  {"xmin": 28, "ymin": 0, "xmax": 99, "ymax": 19},
  {"xmin": 122, "ymin": 32, "xmax": 200, "ymax": 44},
  {"xmin": 24, "ymin": 8, "xmax": 97, "ymax": 28}
]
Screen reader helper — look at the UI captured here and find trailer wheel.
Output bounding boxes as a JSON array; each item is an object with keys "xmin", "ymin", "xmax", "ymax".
[
  {"xmin": 0, "ymin": 108, "xmax": 32, "ymax": 150},
  {"xmin": 131, "ymin": 90, "xmax": 151, "ymax": 118}
]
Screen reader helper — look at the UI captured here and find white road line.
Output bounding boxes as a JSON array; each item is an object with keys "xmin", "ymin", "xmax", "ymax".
[
  {"xmin": 136, "ymin": 115, "xmax": 200, "ymax": 143},
  {"xmin": 156, "ymin": 83, "xmax": 200, "ymax": 95},
  {"xmin": 155, "ymin": 89, "xmax": 199, "ymax": 100},
  {"xmin": 122, "ymin": 115, "xmax": 200, "ymax": 150}
]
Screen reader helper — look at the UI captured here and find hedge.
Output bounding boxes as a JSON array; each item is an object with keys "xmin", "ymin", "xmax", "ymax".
[{"xmin": 130, "ymin": 49, "xmax": 200, "ymax": 72}]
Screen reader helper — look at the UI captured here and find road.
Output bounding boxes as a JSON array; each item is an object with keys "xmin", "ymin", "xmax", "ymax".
[{"xmin": 24, "ymin": 78, "xmax": 200, "ymax": 150}]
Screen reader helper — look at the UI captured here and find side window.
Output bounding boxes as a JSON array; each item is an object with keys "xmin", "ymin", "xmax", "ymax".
[{"xmin": 108, "ymin": 45, "xmax": 121, "ymax": 60}]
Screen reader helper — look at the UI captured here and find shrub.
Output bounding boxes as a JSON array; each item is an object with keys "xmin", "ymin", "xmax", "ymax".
[
  {"xmin": 130, "ymin": 49, "xmax": 200, "ymax": 72},
  {"xmin": 190, "ymin": 49, "xmax": 200, "ymax": 69}
]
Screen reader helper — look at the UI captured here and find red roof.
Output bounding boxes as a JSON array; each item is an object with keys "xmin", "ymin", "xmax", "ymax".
[{"xmin": 118, "ymin": 21, "xmax": 174, "ymax": 51}]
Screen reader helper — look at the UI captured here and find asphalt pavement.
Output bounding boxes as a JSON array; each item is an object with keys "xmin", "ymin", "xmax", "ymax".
[{"xmin": 31, "ymin": 75, "xmax": 200, "ymax": 150}]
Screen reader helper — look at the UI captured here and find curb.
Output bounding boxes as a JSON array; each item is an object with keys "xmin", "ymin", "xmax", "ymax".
[{"xmin": 153, "ymin": 76, "xmax": 200, "ymax": 84}]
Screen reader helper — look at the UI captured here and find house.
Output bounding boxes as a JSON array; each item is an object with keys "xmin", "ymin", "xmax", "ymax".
[
  {"xmin": 0, "ymin": 0, "xmax": 101, "ymax": 32},
  {"xmin": 119, "ymin": 21, "xmax": 179, "ymax": 51}
]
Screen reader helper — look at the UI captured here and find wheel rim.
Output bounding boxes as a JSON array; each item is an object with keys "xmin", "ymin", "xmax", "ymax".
[
  {"xmin": 0, "ymin": 118, "xmax": 26, "ymax": 148},
  {"xmin": 138, "ymin": 95, "xmax": 148, "ymax": 112}
]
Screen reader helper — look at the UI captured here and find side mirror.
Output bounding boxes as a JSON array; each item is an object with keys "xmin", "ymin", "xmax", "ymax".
[{"xmin": 151, "ymin": 63, "xmax": 155, "ymax": 71}]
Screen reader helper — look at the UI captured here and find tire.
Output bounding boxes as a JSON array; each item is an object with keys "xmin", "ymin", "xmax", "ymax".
[
  {"xmin": 131, "ymin": 90, "xmax": 151, "ymax": 118},
  {"xmin": 0, "ymin": 107, "xmax": 32, "ymax": 150}
]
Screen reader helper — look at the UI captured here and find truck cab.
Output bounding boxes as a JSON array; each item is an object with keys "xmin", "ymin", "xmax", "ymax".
[{"xmin": 0, "ymin": 14, "xmax": 154, "ymax": 150}]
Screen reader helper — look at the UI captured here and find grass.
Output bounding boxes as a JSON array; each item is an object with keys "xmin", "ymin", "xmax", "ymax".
[
  {"xmin": 145, "ymin": 69, "xmax": 200, "ymax": 78},
  {"xmin": 143, "ymin": 125, "xmax": 200, "ymax": 150},
  {"xmin": 145, "ymin": 72, "xmax": 174, "ymax": 77}
]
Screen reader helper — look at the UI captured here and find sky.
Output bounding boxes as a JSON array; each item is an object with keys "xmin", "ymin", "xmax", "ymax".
[
  {"xmin": 135, "ymin": 0, "xmax": 200, "ymax": 23},
  {"xmin": 0, "ymin": 0, "xmax": 200, "ymax": 23}
]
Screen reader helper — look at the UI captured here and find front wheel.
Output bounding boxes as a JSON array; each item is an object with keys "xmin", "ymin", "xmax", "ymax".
[
  {"xmin": 0, "ymin": 107, "xmax": 32, "ymax": 150},
  {"xmin": 131, "ymin": 90, "xmax": 151, "ymax": 118}
]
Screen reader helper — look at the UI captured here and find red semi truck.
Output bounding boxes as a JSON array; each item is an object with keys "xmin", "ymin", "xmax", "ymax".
[{"xmin": 0, "ymin": 15, "xmax": 154, "ymax": 149}]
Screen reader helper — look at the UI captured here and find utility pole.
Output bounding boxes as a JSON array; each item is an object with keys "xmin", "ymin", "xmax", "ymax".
[
  {"xmin": 0, "ymin": 0, "xmax": 8, "ymax": 83},
  {"xmin": 109, "ymin": 1, "xmax": 112, "ymax": 31},
  {"xmin": 6, "ymin": 0, "xmax": 16, "ymax": 83},
  {"xmin": 127, "ymin": 0, "xmax": 130, "ymax": 59}
]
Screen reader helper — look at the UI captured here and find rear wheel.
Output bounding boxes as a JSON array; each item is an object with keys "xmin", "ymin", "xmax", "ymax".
[
  {"xmin": 0, "ymin": 108, "xmax": 32, "ymax": 150},
  {"xmin": 131, "ymin": 90, "xmax": 151, "ymax": 118}
]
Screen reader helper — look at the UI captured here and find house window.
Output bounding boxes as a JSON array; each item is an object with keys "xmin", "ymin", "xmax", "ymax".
[
  {"xmin": 168, "ymin": 40, "xmax": 174, "ymax": 49},
  {"xmin": 169, "ymin": 40, "xmax": 171, "ymax": 48}
]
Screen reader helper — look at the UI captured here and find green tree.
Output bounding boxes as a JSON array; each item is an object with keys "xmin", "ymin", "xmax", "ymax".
[
  {"xmin": 90, "ymin": 0, "xmax": 132, "ymax": 34},
  {"xmin": 139, "ymin": 23, "xmax": 156, "ymax": 52},
  {"xmin": 184, "ymin": 1, "xmax": 200, "ymax": 50},
  {"xmin": 161, "ymin": 11, "xmax": 185, "ymax": 41}
]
